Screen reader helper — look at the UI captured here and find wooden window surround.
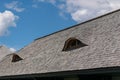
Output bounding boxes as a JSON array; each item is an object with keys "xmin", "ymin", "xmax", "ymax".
[{"xmin": 62, "ymin": 38, "xmax": 87, "ymax": 51}]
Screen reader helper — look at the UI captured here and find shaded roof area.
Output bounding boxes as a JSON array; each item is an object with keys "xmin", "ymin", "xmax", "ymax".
[{"xmin": 1, "ymin": 9, "xmax": 120, "ymax": 77}]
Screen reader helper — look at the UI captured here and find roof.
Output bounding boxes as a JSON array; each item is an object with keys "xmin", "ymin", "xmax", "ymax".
[
  {"xmin": 1, "ymin": 9, "xmax": 120, "ymax": 77},
  {"xmin": 35, "ymin": 9, "xmax": 120, "ymax": 41},
  {"xmin": 0, "ymin": 46, "xmax": 12, "ymax": 61}
]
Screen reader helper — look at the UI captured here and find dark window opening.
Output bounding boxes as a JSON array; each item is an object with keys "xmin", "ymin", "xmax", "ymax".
[
  {"xmin": 62, "ymin": 38, "xmax": 87, "ymax": 51},
  {"xmin": 12, "ymin": 54, "xmax": 23, "ymax": 62}
]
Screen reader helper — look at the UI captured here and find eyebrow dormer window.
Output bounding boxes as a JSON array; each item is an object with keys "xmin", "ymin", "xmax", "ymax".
[
  {"xmin": 62, "ymin": 38, "xmax": 87, "ymax": 51},
  {"xmin": 12, "ymin": 54, "xmax": 23, "ymax": 62}
]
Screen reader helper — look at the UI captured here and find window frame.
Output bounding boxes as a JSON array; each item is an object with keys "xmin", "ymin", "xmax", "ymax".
[{"xmin": 62, "ymin": 38, "xmax": 87, "ymax": 51}]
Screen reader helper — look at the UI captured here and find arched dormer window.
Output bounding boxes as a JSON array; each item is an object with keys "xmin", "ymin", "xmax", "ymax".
[
  {"xmin": 12, "ymin": 54, "xmax": 23, "ymax": 62},
  {"xmin": 62, "ymin": 38, "xmax": 87, "ymax": 51}
]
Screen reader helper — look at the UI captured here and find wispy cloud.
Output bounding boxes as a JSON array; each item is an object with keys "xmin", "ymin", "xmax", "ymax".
[
  {"xmin": 36, "ymin": 0, "xmax": 120, "ymax": 22},
  {"xmin": 32, "ymin": 4, "xmax": 38, "ymax": 8},
  {"xmin": 0, "ymin": 10, "xmax": 18, "ymax": 36},
  {"xmin": 36, "ymin": 0, "xmax": 56, "ymax": 5},
  {"xmin": 32, "ymin": 0, "xmax": 56, "ymax": 8},
  {"xmin": 5, "ymin": 1, "xmax": 25, "ymax": 12}
]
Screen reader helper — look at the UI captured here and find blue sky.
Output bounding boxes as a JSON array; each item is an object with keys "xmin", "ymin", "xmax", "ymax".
[{"xmin": 0, "ymin": 0, "xmax": 120, "ymax": 52}]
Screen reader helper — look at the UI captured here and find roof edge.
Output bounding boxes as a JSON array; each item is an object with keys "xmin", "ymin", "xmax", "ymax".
[
  {"xmin": 35, "ymin": 9, "xmax": 120, "ymax": 41},
  {"xmin": 1, "ymin": 66, "xmax": 120, "ymax": 79}
]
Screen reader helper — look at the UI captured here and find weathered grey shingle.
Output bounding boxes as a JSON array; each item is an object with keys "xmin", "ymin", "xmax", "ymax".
[
  {"xmin": 1, "ymin": 9, "xmax": 120, "ymax": 77},
  {"xmin": 0, "ymin": 46, "xmax": 12, "ymax": 61}
]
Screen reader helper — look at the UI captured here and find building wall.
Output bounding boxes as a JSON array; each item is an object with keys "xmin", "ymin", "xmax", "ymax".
[
  {"xmin": 64, "ymin": 76, "xmax": 79, "ymax": 80},
  {"xmin": 64, "ymin": 78, "xmax": 79, "ymax": 80},
  {"xmin": 112, "ymin": 76, "xmax": 120, "ymax": 80}
]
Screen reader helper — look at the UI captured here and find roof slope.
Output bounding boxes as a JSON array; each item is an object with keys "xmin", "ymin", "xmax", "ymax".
[
  {"xmin": 0, "ymin": 46, "xmax": 12, "ymax": 61},
  {"xmin": 1, "ymin": 9, "xmax": 120, "ymax": 77}
]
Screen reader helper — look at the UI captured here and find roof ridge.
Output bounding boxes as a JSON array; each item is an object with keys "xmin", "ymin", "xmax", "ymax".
[
  {"xmin": 0, "ymin": 45, "xmax": 8, "ymax": 49},
  {"xmin": 0, "ymin": 46, "xmax": 2, "ymax": 48},
  {"xmin": 35, "ymin": 9, "xmax": 120, "ymax": 41},
  {"xmin": 0, "ymin": 45, "xmax": 4, "ymax": 48}
]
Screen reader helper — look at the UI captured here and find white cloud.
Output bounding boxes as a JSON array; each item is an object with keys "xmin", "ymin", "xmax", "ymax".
[
  {"xmin": 5, "ymin": 1, "xmax": 25, "ymax": 12},
  {"xmin": 0, "ymin": 10, "xmax": 18, "ymax": 36},
  {"xmin": 9, "ymin": 48, "xmax": 16, "ymax": 52},
  {"xmin": 38, "ymin": 0, "xmax": 120, "ymax": 22},
  {"xmin": 63, "ymin": 0, "xmax": 116, "ymax": 22},
  {"xmin": 66, "ymin": 0, "xmax": 120, "ymax": 22},
  {"xmin": 71, "ymin": 9, "xmax": 88, "ymax": 22}
]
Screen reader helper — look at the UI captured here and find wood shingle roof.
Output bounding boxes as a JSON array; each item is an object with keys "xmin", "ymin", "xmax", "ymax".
[{"xmin": 1, "ymin": 9, "xmax": 120, "ymax": 77}]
